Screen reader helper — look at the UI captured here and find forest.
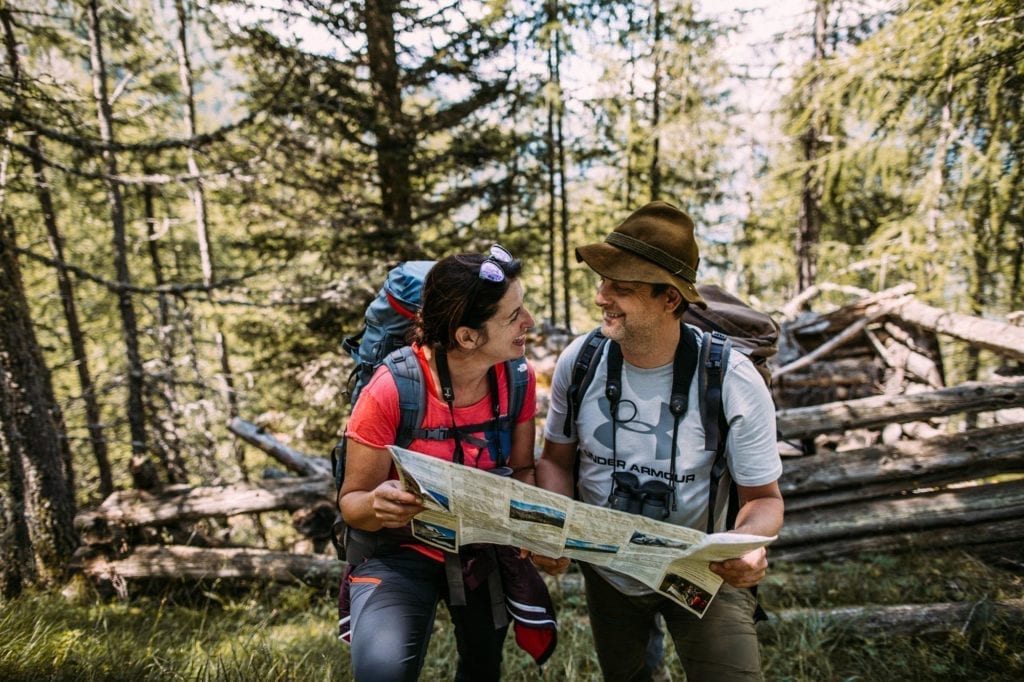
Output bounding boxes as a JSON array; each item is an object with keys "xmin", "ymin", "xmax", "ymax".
[{"xmin": 1, "ymin": 0, "xmax": 1023, "ymax": 679}]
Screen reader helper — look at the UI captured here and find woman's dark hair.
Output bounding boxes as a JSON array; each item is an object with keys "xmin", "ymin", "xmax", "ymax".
[{"xmin": 415, "ymin": 251, "xmax": 523, "ymax": 350}]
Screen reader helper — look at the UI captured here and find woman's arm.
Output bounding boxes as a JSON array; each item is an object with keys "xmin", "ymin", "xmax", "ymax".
[
  {"xmin": 508, "ymin": 417, "xmax": 537, "ymax": 485},
  {"xmin": 339, "ymin": 440, "xmax": 424, "ymax": 531}
]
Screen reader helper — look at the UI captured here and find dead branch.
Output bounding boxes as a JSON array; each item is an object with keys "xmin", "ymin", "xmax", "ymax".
[{"xmin": 229, "ymin": 418, "xmax": 332, "ymax": 477}]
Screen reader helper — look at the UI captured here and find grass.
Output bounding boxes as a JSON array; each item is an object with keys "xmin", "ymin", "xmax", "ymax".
[{"xmin": 1, "ymin": 550, "xmax": 1021, "ymax": 681}]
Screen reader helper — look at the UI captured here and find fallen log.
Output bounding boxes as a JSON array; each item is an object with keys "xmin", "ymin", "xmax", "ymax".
[
  {"xmin": 892, "ymin": 298, "xmax": 1024, "ymax": 362},
  {"xmin": 777, "ymin": 478, "xmax": 1024, "ymax": 549},
  {"xmin": 229, "ymin": 417, "xmax": 331, "ymax": 477},
  {"xmin": 74, "ymin": 476, "xmax": 334, "ymax": 540},
  {"xmin": 779, "ymin": 422, "xmax": 1024, "ymax": 510},
  {"xmin": 765, "ymin": 598, "xmax": 1024, "ymax": 637},
  {"xmin": 72, "ymin": 545, "xmax": 343, "ymax": 585},
  {"xmin": 776, "ymin": 377, "xmax": 1024, "ymax": 439},
  {"xmin": 772, "ymin": 516, "xmax": 1024, "ymax": 563}
]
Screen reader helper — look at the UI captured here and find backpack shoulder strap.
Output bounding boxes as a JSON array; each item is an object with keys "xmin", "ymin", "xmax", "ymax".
[
  {"xmin": 504, "ymin": 355, "xmax": 529, "ymax": 422},
  {"xmin": 383, "ymin": 345, "xmax": 427, "ymax": 449},
  {"xmin": 562, "ymin": 328, "xmax": 608, "ymax": 438},
  {"xmin": 699, "ymin": 330, "xmax": 734, "ymax": 534}
]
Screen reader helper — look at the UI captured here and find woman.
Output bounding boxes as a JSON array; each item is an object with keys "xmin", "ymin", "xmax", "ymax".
[{"xmin": 339, "ymin": 246, "xmax": 553, "ymax": 681}]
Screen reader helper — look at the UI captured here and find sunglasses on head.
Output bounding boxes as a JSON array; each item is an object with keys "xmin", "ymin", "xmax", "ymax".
[{"xmin": 478, "ymin": 244, "xmax": 513, "ymax": 283}]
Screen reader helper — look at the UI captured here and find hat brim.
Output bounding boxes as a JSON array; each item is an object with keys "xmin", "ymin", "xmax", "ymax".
[{"xmin": 577, "ymin": 243, "xmax": 707, "ymax": 309}]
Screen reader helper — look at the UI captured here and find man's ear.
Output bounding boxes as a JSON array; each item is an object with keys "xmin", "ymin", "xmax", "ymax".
[
  {"xmin": 664, "ymin": 286, "xmax": 682, "ymax": 311},
  {"xmin": 454, "ymin": 326, "xmax": 480, "ymax": 350}
]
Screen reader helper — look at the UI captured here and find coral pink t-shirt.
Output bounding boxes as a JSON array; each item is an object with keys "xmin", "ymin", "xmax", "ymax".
[{"xmin": 345, "ymin": 345, "xmax": 536, "ymax": 470}]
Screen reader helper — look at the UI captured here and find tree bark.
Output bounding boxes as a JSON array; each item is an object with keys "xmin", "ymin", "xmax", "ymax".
[
  {"xmin": 73, "ymin": 545, "xmax": 342, "ymax": 585},
  {"xmin": 767, "ymin": 597, "xmax": 1024, "ymax": 637},
  {"xmin": 85, "ymin": 0, "xmax": 156, "ymax": 488},
  {"xmin": 776, "ymin": 377, "xmax": 1024, "ymax": 439},
  {"xmin": 1, "ymin": 7, "xmax": 111, "ymax": 496},
  {"xmin": 364, "ymin": 0, "xmax": 413, "ymax": 245},
  {"xmin": 649, "ymin": 0, "xmax": 663, "ymax": 201},
  {"xmin": 795, "ymin": 0, "xmax": 828, "ymax": 292},
  {"xmin": 773, "ymin": 516, "xmax": 1024, "ymax": 564},
  {"xmin": 174, "ymin": 0, "xmax": 246, "ymax": 480},
  {"xmin": 0, "ymin": 218, "xmax": 78, "ymax": 594},
  {"xmin": 780, "ymin": 422, "xmax": 1024, "ymax": 510},
  {"xmin": 228, "ymin": 418, "xmax": 331, "ymax": 477},
  {"xmin": 777, "ymin": 478, "xmax": 1024, "ymax": 550},
  {"xmin": 891, "ymin": 297, "xmax": 1024, "ymax": 362},
  {"xmin": 74, "ymin": 476, "xmax": 334, "ymax": 539}
]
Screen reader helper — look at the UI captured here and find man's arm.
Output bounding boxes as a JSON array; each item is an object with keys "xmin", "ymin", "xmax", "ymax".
[
  {"xmin": 535, "ymin": 438, "xmax": 577, "ymax": 498},
  {"xmin": 708, "ymin": 480, "xmax": 784, "ymax": 588},
  {"xmin": 525, "ymin": 438, "xmax": 577, "ymax": 574}
]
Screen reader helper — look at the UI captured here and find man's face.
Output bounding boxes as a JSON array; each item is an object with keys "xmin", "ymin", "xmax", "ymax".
[{"xmin": 594, "ymin": 277, "xmax": 670, "ymax": 346}]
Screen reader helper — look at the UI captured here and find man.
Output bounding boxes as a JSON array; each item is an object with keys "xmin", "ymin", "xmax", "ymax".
[{"xmin": 533, "ymin": 201, "xmax": 783, "ymax": 681}]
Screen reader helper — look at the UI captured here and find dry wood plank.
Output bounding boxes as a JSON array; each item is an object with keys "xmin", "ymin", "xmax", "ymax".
[
  {"xmin": 892, "ymin": 298, "xmax": 1024, "ymax": 362},
  {"xmin": 772, "ymin": 517, "xmax": 1024, "ymax": 563},
  {"xmin": 780, "ymin": 423, "xmax": 1024, "ymax": 511},
  {"xmin": 776, "ymin": 377, "xmax": 1024, "ymax": 439},
  {"xmin": 767, "ymin": 597, "xmax": 1024, "ymax": 636},
  {"xmin": 73, "ymin": 545, "xmax": 343, "ymax": 584},
  {"xmin": 74, "ymin": 476, "xmax": 334, "ymax": 534},
  {"xmin": 776, "ymin": 479, "xmax": 1024, "ymax": 548},
  {"xmin": 772, "ymin": 306, "xmax": 894, "ymax": 380},
  {"xmin": 229, "ymin": 417, "xmax": 331, "ymax": 477}
]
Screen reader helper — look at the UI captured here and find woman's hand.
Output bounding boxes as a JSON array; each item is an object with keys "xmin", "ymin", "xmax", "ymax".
[{"xmin": 371, "ymin": 480, "xmax": 425, "ymax": 527}]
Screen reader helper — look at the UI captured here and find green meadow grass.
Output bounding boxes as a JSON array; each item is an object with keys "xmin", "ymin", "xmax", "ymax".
[{"xmin": 1, "ymin": 550, "xmax": 1021, "ymax": 681}]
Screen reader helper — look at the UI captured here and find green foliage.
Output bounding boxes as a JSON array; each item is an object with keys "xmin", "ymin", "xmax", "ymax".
[{"xmin": 766, "ymin": 0, "xmax": 1024, "ymax": 317}]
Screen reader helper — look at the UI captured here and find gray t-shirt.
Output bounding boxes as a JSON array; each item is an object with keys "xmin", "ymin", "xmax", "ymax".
[{"xmin": 543, "ymin": 325, "xmax": 782, "ymax": 594}]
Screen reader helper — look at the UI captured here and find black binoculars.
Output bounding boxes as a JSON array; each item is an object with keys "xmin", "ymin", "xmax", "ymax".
[{"xmin": 607, "ymin": 471, "xmax": 673, "ymax": 520}]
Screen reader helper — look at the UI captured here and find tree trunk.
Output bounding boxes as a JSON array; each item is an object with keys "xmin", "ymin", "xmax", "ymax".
[
  {"xmin": 364, "ymin": 0, "xmax": 413, "ymax": 247},
  {"xmin": 174, "ymin": 0, "xmax": 246, "ymax": 480},
  {"xmin": 140, "ymin": 176, "xmax": 188, "ymax": 482},
  {"xmin": 85, "ymin": 0, "xmax": 156, "ymax": 489},
  {"xmin": 0, "ymin": 218, "xmax": 78, "ymax": 594},
  {"xmin": 796, "ymin": 0, "xmax": 828, "ymax": 292},
  {"xmin": 649, "ymin": 0, "xmax": 663, "ymax": 201},
  {"xmin": 544, "ymin": 0, "xmax": 558, "ymax": 327},
  {"xmin": 554, "ymin": 28, "xmax": 571, "ymax": 333},
  {"xmin": 1, "ymin": 7, "xmax": 111, "ymax": 496}
]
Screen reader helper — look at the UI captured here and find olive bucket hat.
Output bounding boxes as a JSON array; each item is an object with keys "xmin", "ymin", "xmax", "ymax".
[{"xmin": 576, "ymin": 201, "xmax": 707, "ymax": 309}]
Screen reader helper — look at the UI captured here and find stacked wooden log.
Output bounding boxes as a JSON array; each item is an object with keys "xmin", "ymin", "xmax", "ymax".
[{"xmin": 71, "ymin": 286, "xmax": 1024, "ymax": 591}]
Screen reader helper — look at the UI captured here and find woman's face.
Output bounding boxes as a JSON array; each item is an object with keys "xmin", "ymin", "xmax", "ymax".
[{"xmin": 475, "ymin": 279, "xmax": 534, "ymax": 361}]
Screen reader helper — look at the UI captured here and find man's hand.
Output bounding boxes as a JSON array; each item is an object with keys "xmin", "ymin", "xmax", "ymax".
[
  {"xmin": 371, "ymin": 480, "xmax": 425, "ymax": 527},
  {"xmin": 709, "ymin": 546, "xmax": 768, "ymax": 588},
  {"xmin": 519, "ymin": 548, "xmax": 571, "ymax": 576}
]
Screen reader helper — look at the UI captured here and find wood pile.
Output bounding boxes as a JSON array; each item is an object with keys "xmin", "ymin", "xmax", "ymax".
[{"xmin": 71, "ymin": 286, "xmax": 1024, "ymax": 595}]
